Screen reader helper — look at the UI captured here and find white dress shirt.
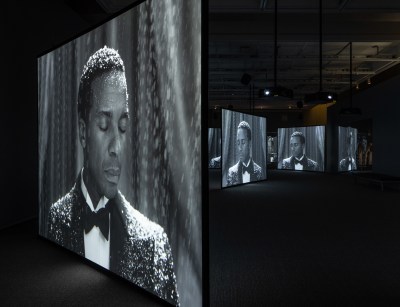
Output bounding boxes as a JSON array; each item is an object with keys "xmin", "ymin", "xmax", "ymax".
[
  {"xmin": 294, "ymin": 155, "xmax": 304, "ymax": 170},
  {"xmin": 81, "ymin": 169, "xmax": 110, "ymax": 269},
  {"xmin": 242, "ymin": 160, "xmax": 251, "ymax": 183}
]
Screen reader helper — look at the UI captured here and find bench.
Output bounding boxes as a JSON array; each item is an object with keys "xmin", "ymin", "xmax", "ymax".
[{"xmin": 352, "ymin": 172, "xmax": 400, "ymax": 191}]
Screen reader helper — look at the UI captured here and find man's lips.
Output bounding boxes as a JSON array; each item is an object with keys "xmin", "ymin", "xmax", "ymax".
[{"xmin": 104, "ymin": 168, "xmax": 120, "ymax": 184}]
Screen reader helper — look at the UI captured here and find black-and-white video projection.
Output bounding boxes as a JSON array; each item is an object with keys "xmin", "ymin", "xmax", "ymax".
[
  {"xmin": 267, "ymin": 134, "xmax": 278, "ymax": 163},
  {"xmin": 338, "ymin": 126, "xmax": 357, "ymax": 172},
  {"xmin": 38, "ymin": 1, "xmax": 201, "ymax": 306},
  {"xmin": 221, "ymin": 109, "xmax": 267, "ymax": 188},
  {"xmin": 208, "ymin": 128, "xmax": 221, "ymax": 168},
  {"xmin": 277, "ymin": 126, "xmax": 325, "ymax": 172}
]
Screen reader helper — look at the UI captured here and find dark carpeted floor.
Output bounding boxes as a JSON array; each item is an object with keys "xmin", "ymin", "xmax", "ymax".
[{"xmin": 1, "ymin": 170, "xmax": 399, "ymax": 306}]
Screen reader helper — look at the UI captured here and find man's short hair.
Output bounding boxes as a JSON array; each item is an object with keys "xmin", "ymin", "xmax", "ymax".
[
  {"xmin": 78, "ymin": 46, "xmax": 127, "ymax": 123},
  {"xmin": 238, "ymin": 121, "xmax": 251, "ymax": 141},
  {"xmin": 291, "ymin": 131, "xmax": 305, "ymax": 144}
]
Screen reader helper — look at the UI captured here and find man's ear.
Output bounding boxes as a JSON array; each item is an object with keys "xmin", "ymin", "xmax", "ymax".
[{"xmin": 79, "ymin": 118, "xmax": 87, "ymax": 149}]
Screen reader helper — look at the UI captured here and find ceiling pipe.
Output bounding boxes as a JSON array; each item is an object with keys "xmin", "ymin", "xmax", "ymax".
[{"xmin": 304, "ymin": 0, "xmax": 337, "ymax": 104}]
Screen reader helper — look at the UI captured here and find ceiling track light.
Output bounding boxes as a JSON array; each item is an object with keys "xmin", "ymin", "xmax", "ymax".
[{"xmin": 259, "ymin": 86, "xmax": 293, "ymax": 99}]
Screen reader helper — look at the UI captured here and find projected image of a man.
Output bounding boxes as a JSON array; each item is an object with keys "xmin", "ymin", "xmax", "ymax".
[
  {"xmin": 227, "ymin": 121, "xmax": 262, "ymax": 185},
  {"xmin": 339, "ymin": 130, "xmax": 357, "ymax": 171},
  {"xmin": 282, "ymin": 131, "xmax": 319, "ymax": 171},
  {"xmin": 47, "ymin": 46, "xmax": 179, "ymax": 305}
]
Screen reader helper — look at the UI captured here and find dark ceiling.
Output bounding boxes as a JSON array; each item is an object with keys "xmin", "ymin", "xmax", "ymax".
[{"xmin": 63, "ymin": 0, "xmax": 400, "ymax": 110}]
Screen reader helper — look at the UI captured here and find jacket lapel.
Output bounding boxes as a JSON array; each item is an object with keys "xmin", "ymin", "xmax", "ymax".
[
  {"xmin": 109, "ymin": 196, "xmax": 126, "ymax": 273},
  {"xmin": 69, "ymin": 174, "xmax": 86, "ymax": 256}
]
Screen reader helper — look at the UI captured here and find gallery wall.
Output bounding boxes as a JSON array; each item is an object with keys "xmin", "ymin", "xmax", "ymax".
[{"xmin": 352, "ymin": 74, "xmax": 400, "ymax": 177}]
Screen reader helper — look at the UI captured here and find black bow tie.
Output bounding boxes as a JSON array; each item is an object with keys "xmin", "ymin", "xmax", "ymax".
[
  {"xmin": 294, "ymin": 158, "xmax": 305, "ymax": 165},
  {"xmin": 84, "ymin": 204, "xmax": 110, "ymax": 240}
]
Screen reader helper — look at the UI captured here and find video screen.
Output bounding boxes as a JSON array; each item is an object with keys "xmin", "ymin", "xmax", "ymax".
[
  {"xmin": 338, "ymin": 126, "xmax": 358, "ymax": 172},
  {"xmin": 38, "ymin": 1, "xmax": 202, "ymax": 306},
  {"xmin": 221, "ymin": 109, "xmax": 267, "ymax": 188},
  {"xmin": 267, "ymin": 134, "xmax": 278, "ymax": 163},
  {"xmin": 208, "ymin": 128, "xmax": 221, "ymax": 168},
  {"xmin": 357, "ymin": 132, "xmax": 373, "ymax": 169},
  {"xmin": 277, "ymin": 126, "xmax": 325, "ymax": 172}
]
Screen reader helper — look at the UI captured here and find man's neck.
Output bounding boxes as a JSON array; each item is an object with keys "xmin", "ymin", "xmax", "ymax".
[{"xmin": 82, "ymin": 168, "xmax": 101, "ymax": 210}]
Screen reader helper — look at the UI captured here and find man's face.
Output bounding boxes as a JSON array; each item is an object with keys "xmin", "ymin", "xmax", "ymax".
[
  {"xmin": 83, "ymin": 70, "xmax": 129, "ymax": 201},
  {"xmin": 290, "ymin": 136, "xmax": 304, "ymax": 159},
  {"xmin": 237, "ymin": 128, "xmax": 250, "ymax": 163},
  {"xmin": 362, "ymin": 137, "xmax": 367, "ymax": 150}
]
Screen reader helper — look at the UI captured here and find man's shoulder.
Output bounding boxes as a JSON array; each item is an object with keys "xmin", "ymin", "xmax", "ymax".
[
  {"xmin": 115, "ymin": 192, "xmax": 166, "ymax": 241},
  {"xmin": 48, "ymin": 184, "xmax": 79, "ymax": 224},
  {"xmin": 209, "ymin": 156, "xmax": 221, "ymax": 168},
  {"xmin": 114, "ymin": 192, "xmax": 179, "ymax": 305},
  {"xmin": 282, "ymin": 157, "xmax": 292, "ymax": 166},
  {"xmin": 253, "ymin": 160, "xmax": 262, "ymax": 173},
  {"xmin": 306, "ymin": 157, "xmax": 319, "ymax": 169},
  {"xmin": 228, "ymin": 162, "xmax": 240, "ymax": 174},
  {"xmin": 253, "ymin": 161, "xmax": 262, "ymax": 175}
]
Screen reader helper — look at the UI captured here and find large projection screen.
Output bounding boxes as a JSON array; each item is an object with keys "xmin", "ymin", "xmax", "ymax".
[
  {"xmin": 221, "ymin": 109, "xmax": 267, "ymax": 188},
  {"xmin": 277, "ymin": 126, "xmax": 325, "ymax": 172},
  {"xmin": 208, "ymin": 128, "xmax": 221, "ymax": 168},
  {"xmin": 338, "ymin": 126, "xmax": 357, "ymax": 172},
  {"xmin": 38, "ymin": 1, "xmax": 202, "ymax": 306}
]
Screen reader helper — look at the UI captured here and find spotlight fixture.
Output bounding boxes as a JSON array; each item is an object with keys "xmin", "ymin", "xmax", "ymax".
[
  {"xmin": 304, "ymin": 91, "xmax": 337, "ymax": 104},
  {"xmin": 367, "ymin": 78, "xmax": 371, "ymax": 85},
  {"xmin": 356, "ymin": 83, "xmax": 359, "ymax": 90},
  {"xmin": 259, "ymin": 86, "xmax": 293, "ymax": 99}
]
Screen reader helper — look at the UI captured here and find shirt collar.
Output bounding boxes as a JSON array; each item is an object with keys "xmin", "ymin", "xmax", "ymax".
[
  {"xmin": 81, "ymin": 168, "xmax": 109, "ymax": 213},
  {"xmin": 242, "ymin": 158, "xmax": 251, "ymax": 168},
  {"xmin": 294, "ymin": 155, "xmax": 305, "ymax": 161}
]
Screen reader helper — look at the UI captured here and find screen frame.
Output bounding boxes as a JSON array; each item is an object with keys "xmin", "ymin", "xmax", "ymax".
[
  {"xmin": 37, "ymin": 1, "xmax": 207, "ymax": 306},
  {"xmin": 220, "ymin": 107, "xmax": 268, "ymax": 189},
  {"xmin": 337, "ymin": 126, "xmax": 358, "ymax": 173},
  {"xmin": 208, "ymin": 128, "xmax": 222, "ymax": 169},
  {"xmin": 276, "ymin": 124, "xmax": 327, "ymax": 173}
]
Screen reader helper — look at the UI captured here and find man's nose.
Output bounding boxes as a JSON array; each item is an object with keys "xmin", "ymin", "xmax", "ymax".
[{"xmin": 109, "ymin": 128, "xmax": 122, "ymax": 156}]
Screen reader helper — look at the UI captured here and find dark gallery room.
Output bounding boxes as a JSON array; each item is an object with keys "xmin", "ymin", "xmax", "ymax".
[{"xmin": 2, "ymin": 0, "xmax": 400, "ymax": 306}]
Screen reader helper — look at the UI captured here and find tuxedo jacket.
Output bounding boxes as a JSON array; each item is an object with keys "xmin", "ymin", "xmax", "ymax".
[
  {"xmin": 226, "ymin": 159, "xmax": 262, "ymax": 186},
  {"xmin": 281, "ymin": 156, "xmax": 319, "ymax": 171},
  {"xmin": 209, "ymin": 156, "xmax": 221, "ymax": 168},
  {"xmin": 339, "ymin": 157, "xmax": 357, "ymax": 171},
  {"xmin": 47, "ymin": 174, "xmax": 179, "ymax": 306}
]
